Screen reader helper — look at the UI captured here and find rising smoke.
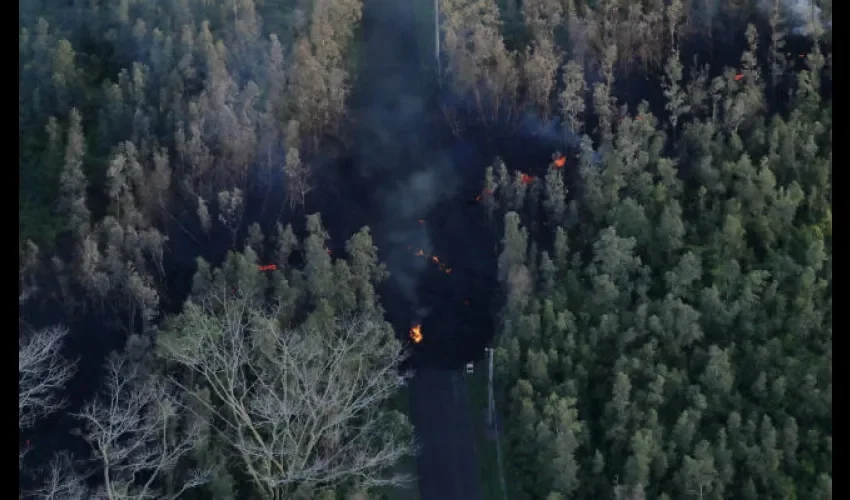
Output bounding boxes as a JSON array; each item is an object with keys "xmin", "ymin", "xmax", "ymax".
[
  {"xmin": 758, "ymin": 0, "xmax": 831, "ymax": 36},
  {"xmin": 349, "ymin": 0, "xmax": 459, "ymax": 312}
]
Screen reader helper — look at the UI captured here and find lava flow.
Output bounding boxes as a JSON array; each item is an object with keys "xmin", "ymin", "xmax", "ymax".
[
  {"xmin": 413, "ymin": 248, "xmax": 452, "ymax": 274},
  {"xmin": 553, "ymin": 156, "xmax": 566, "ymax": 169},
  {"xmin": 409, "ymin": 324, "xmax": 423, "ymax": 344}
]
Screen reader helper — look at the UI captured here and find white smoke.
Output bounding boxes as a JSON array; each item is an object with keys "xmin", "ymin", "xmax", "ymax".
[{"xmin": 760, "ymin": 0, "xmax": 831, "ymax": 36}]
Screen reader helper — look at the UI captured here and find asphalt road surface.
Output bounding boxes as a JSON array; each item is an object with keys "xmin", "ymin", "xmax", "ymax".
[
  {"xmin": 351, "ymin": 0, "xmax": 484, "ymax": 497},
  {"xmin": 409, "ymin": 368, "xmax": 481, "ymax": 500}
]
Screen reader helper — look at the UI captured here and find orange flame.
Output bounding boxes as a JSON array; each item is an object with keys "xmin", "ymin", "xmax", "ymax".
[
  {"xmin": 553, "ymin": 156, "xmax": 566, "ymax": 169},
  {"xmin": 258, "ymin": 264, "xmax": 278, "ymax": 271},
  {"xmin": 409, "ymin": 324, "xmax": 423, "ymax": 344},
  {"xmin": 521, "ymin": 173, "xmax": 535, "ymax": 184},
  {"xmin": 413, "ymin": 249, "xmax": 453, "ymax": 275},
  {"xmin": 734, "ymin": 73, "xmax": 744, "ymax": 81}
]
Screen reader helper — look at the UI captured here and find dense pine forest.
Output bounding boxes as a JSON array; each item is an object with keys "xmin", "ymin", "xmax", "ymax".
[{"xmin": 19, "ymin": 0, "xmax": 830, "ymax": 499}]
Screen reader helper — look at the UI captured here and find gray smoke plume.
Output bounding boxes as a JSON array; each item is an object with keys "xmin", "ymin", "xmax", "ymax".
[
  {"xmin": 350, "ymin": 0, "xmax": 459, "ymax": 312},
  {"xmin": 758, "ymin": 0, "xmax": 831, "ymax": 36}
]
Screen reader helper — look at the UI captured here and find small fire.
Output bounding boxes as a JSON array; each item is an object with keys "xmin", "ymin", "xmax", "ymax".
[
  {"xmin": 553, "ymin": 156, "xmax": 567, "ymax": 169},
  {"xmin": 409, "ymin": 324, "xmax": 423, "ymax": 344},
  {"xmin": 258, "ymin": 264, "xmax": 278, "ymax": 272},
  {"xmin": 734, "ymin": 73, "xmax": 744, "ymax": 81},
  {"xmin": 521, "ymin": 173, "xmax": 535, "ymax": 184},
  {"xmin": 413, "ymin": 249, "xmax": 453, "ymax": 275}
]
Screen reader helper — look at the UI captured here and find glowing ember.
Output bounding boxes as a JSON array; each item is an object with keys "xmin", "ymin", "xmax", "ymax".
[
  {"xmin": 553, "ymin": 156, "xmax": 567, "ymax": 169},
  {"xmin": 258, "ymin": 264, "xmax": 278, "ymax": 271},
  {"xmin": 409, "ymin": 324, "xmax": 423, "ymax": 344},
  {"xmin": 734, "ymin": 73, "xmax": 744, "ymax": 81},
  {"xmin": 521, "ymin": 173, "xmax": 535, "ymax": 184},
  {"xmin": 413, "ymin": 249, "xmax": 453, "ymax": 275}
]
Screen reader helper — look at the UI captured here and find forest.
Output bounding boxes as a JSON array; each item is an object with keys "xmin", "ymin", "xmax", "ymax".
[{"xmin": 19, "ymin": 0, "xmax": 830, "ymax": 499}]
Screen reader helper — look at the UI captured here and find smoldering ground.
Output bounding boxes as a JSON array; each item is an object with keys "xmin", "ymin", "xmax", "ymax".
[
  {"xmin": 329, "ymin": 0, "xmax": 595, "ymax": 366},
  {"xmin": 333, "ymin": 0, "xmax": 479, "ymax": 355}
]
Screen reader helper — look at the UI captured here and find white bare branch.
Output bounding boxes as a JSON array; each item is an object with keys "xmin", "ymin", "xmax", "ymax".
[
  {"xmin": 158, "ymin": 290, "xmax": 415, "ymax": 499},
  {"xmin": 74, "ymin": 353, "xmax": 213, "ymax": 500},
  {"xmin": 19, "ymin": 326, "xmax": 77, "ymax": 430},
  {"xmin": 19, "ymin": 286, "xmax": 36, "ymax": 305},
  {"xmin": 24, "ymin": 451, "xmax": 89, "ymax": 500}
]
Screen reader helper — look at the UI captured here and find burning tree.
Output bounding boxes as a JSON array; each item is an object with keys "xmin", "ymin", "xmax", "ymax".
[{"xmin": 157, "ymin": 280, "xmax": 414, "ymax": 499}]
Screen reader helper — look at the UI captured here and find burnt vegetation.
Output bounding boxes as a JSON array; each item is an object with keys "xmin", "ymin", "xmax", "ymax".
[{"xmin": 19, "ymin": 0, "xmax": 830, "ymax": 499}]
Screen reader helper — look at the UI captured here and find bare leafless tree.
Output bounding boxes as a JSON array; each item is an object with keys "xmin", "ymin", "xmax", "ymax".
[
  {"xmin": 521, "ymin": 38, "xmax": 560, "ymax": 121},
  {"xmin": 283, "ymin": 121, "xmax": 312, "ymax": 212},
  {"xmin": 441, "ymin": 0, "xmax": 519, "ymax": 126},
  {"xmin": 74, "ymin": 353, "xmax": 213, "ymax": 500},
  {"xmin": 19, "ymin": 326, "xmax": 77, "ymax": 431},
  {"xmin": 559, "ymin": 60, "xmax": 587, "ymax": 135},
  {"xmin": 158, "ymin": 291, "xmax": 415, "ymax": 500},
  {"xmin": 20, "ymin": 240, "xmax": 40, "ymax": 305},
  {"xmin": 25, "ymin": 451, "xmax": 89, "ymax": 500},
  {"xmin": 217, "ymin": 188, "xmax": 245, "ymax": 246}
]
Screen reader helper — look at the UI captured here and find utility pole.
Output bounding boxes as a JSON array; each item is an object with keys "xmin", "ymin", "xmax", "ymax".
[
  {"xmin": 486, "ymin": 347, "xmax": 495, "ymax": 427},
  {"xmin": 485, "ymin": 346, "xmax": 509, "ymax": 500},
  {"xmin": 434, "ymin": 0, "xmax": 441, "ymax": 80}
]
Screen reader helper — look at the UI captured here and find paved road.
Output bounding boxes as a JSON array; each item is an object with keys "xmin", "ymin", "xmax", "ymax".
[
  {"xmin": 408, "ymin": 368, "xmax": 481, "ymax": 500},
  {"xmin": 350, "ymin": 0, "xmax": 483, "ymax": 498}
]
